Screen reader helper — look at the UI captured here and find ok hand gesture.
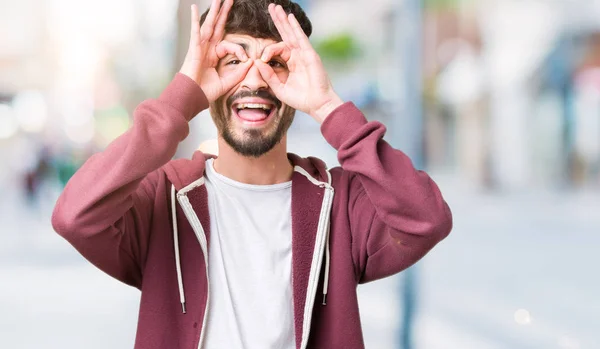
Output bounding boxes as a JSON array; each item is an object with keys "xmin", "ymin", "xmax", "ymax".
[
  {"xmin": 255, "ymin": 4, "xmax": 344, "ymax": 123},
  {"xmin": 179, "ymin": 0, "xmax": 252, "ymax": 102}
]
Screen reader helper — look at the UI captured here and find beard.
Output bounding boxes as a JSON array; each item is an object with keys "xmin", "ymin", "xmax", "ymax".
[{"xmin": 210, "ymin": 90, "xmax": 295, "ymax": 158}]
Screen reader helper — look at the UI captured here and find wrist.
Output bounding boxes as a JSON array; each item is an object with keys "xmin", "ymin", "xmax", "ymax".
[
  {"xmin": 310, "ymin": 93, "xmax": 344, "ymax": 124},
  {"xmin": 179, "ymin": 62, "xmax": 201, "ymax": 87},
  {"xmin": 159, "ymin": 73, "xmax": 208, "ymax": 121}
]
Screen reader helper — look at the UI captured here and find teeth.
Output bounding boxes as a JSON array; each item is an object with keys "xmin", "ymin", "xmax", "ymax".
[{"xmin": 237, "ymin": 103, "xmax": 271, "ymax": 110}]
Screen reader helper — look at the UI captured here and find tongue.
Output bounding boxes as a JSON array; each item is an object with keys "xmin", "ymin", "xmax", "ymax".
[{"xmin": 237, "ymin": 108, "xmax": 269, "ymax": 121}]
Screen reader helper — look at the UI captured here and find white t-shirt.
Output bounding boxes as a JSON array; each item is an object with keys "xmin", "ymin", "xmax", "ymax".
[{"xmin": 202, "ymin": 159, "xmax": 295, "ymax": 349}]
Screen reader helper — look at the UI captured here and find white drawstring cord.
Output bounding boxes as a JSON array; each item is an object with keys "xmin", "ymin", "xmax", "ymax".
[
  {"xmin": 171, "ymin": 185, "xmax": 187, "ymax": 314},
  {"xmin": 322, "ymin": 225, "xmax": 331, "ymax": 305}
]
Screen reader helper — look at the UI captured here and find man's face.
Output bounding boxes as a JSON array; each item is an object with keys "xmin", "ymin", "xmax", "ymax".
[{"xmin": 210, "ymin": 34, "xmax": 295, "ymax": 158}]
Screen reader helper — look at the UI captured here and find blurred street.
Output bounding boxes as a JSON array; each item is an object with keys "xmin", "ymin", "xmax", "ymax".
[
  {"xmin": 1, "ymin": 171, "xmax": 598, "ymax": 348},
  {"xmin": 3, "ymin": 0, "xmax": 600, "ymax": 347}
]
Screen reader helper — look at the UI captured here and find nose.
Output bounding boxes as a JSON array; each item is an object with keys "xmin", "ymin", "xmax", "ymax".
[{"xmin": 240, "ymin": 61, "xmax": 269, "ymax": 91}]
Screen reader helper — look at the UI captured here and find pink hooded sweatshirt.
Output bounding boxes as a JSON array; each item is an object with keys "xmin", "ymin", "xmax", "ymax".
[{"xmin": 51, "ymin": 73, "xmax": 452, "ymax": 349}]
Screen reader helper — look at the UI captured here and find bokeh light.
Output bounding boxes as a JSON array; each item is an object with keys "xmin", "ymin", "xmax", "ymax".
[
  {"xmin": 13, "ymin": 91, "xmax": 48, "ymax": 133},
  {"xmin": 514, "ymin": 309, "xmax": 532, "ymax": 326},
  {"xmin": 0, "ymin": 104, "xmax": 19, "ymax": 139}
]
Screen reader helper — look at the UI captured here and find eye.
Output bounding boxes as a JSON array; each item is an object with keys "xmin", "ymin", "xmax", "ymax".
[
  {"xmin": 268, "ymin": 60, "xmax": 286, "ymax": 68},
  {"xmin": 226, "ymin": 59, "xmax": 241, "ymax": 66}
]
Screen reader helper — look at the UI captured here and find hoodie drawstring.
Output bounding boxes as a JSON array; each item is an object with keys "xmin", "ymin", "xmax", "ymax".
[
  {"xmin": 171, "ymin": 185, "xmax": 187, "ymax": 314},
  {"xmin": 322, "ymin": 224, "xmax": 331, "ymax": 305}
]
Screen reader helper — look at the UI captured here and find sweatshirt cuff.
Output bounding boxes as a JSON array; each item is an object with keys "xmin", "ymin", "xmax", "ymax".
[
  {"xmin": 320, "ymin": 102, "xmax": 368, "ymax": 150},
  {"xmin": 158, "ymin": 73, "xmax": 209, "ymax": 121}
]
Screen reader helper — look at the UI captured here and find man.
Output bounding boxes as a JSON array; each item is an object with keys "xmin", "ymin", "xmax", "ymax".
[{"xmin": 51, "ymin": 0, "xmax": 452, "ymax": 348}]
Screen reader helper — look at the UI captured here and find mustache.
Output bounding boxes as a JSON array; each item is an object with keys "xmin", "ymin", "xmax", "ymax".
[{"xmin": 226, "ymin": 90, "xmax": 283, "ymax": 110}]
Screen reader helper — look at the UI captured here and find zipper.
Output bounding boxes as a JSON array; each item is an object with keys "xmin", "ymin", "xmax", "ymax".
[
  {"xmin": 299, "ymin": 184, "xmax": 334, "ymax": 349},
  {"xmin": 176, "ymin": 192, "xmax": 210, "ymax": 349}
]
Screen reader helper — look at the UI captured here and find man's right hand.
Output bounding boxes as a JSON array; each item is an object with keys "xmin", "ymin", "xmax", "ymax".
[{"xmin": 179, "ymin": 0, "xmax": 251, "ymax": 102}]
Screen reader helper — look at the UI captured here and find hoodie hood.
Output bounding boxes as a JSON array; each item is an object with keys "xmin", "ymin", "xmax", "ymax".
[{"xmin": 163, "ymin": 151, "xmax": 331, "ymax": 191}]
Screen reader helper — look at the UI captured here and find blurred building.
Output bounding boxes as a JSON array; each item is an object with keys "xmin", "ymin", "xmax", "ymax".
[
  {"xmin": 2, "ymin": 0, "xmax": 599, "ymax": 192},
  {"xmin": 421, "ymin": 0, "xmax": 600, "ymax": 191},
  {"xmin": 535, "ymin": 18, "xmax": 600, "ymax": 189},
  {"xmin": 1, "ymin": 0, "xmax": 181, "ymax": 186}
]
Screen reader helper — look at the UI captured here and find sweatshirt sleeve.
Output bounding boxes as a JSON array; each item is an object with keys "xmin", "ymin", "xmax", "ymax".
[
  {"xmin": 51, "ymin": 73, "xmax": 208, "ymax": 288},
  {"xmin": 321, "ymin": 102, "xmax": 453, "ymax": 284}
]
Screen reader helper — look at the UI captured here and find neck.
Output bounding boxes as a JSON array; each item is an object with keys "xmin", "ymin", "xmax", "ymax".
[{"xmin": 213, "ymin": 136, "xmax": 293, "ymax": 185}]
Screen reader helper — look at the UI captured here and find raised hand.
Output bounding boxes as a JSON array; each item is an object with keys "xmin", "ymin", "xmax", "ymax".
[
  {"xmin": 255, "ymin": 4, "xmax": 344, "ymax": 123},
  {"xmin": 179, "ymin": 0, "xmax": 252, "ymax": 102}
]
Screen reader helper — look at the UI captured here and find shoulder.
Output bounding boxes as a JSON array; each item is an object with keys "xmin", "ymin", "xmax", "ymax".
[{"xmin": 287, "ymin": 152, "xmax": 357, "ymax": 187}]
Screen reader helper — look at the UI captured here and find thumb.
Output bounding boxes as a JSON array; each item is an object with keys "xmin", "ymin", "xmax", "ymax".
[
  {"xmin": 255, "ymin": 59, "xmax": 284, "ymax": 95},
  {"xmin": 220, "ymin": 59, "xmax": 253, "ymax": 90}
]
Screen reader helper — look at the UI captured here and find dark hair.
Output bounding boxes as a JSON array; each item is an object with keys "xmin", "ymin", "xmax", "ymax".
[{"xmin": 200, "ymin": 0, "xmax": 312, "ymax": 41}]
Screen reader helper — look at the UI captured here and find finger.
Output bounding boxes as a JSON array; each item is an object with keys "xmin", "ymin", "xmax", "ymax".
[
  {"xmin": 267, "ymin": 4, "xmax": 287, "ymax": 41},
  {"xmin": 268, "ymin": 4, "xmax": 296, "ymax": 46},
  {"xmin": 255, "ymin": 60, "xmax": 285, "ymax": 94},
  {"xmin": 261, "ymin": 42, "xmax": 291, "ymax": 63},
  {"xmin": 216, "ymin": 41, "xmax": 248, "ymax": 61},
  {"xmin": 200, "ymin": 0, "xmax": 221, "ymax": 41},
  {"xmin": 275, "ymin": 5, "xmax": 299, "ymax": 47},
  {"xmin": 212, "ymin": 0, "xmax": 233, "ymax": 41},
  {"xmin": 221, "ymin": 59, "xmax": 253, "ymax": 90},
  {"xmin": 288, "ymin": 13, "xmax": 312, "ymax": 51},
  {"xmin": 189, "ymin": 4, "xmax": 200, "ymax": 51}
]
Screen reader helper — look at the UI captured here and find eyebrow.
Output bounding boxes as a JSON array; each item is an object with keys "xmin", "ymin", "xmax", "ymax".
[{"xmin": 219, "ymin": 42, "xmax": 249, "ymax": 65}]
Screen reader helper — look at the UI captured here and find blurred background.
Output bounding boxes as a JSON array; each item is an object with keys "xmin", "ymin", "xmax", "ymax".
[{"xmin": 1, "ymin": 0, "xmax": 599, "ymax": 348}]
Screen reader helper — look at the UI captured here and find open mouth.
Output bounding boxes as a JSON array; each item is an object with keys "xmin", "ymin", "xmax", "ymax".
[{"xmin": 232, "ymin": 102, "xmax": 276, "ymax": 126}]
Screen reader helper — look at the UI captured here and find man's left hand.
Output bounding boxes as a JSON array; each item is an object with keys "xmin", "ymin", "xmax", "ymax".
[{"xmin": 255, "ymin": 4, "xmax": 344, "ymax": 124}]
